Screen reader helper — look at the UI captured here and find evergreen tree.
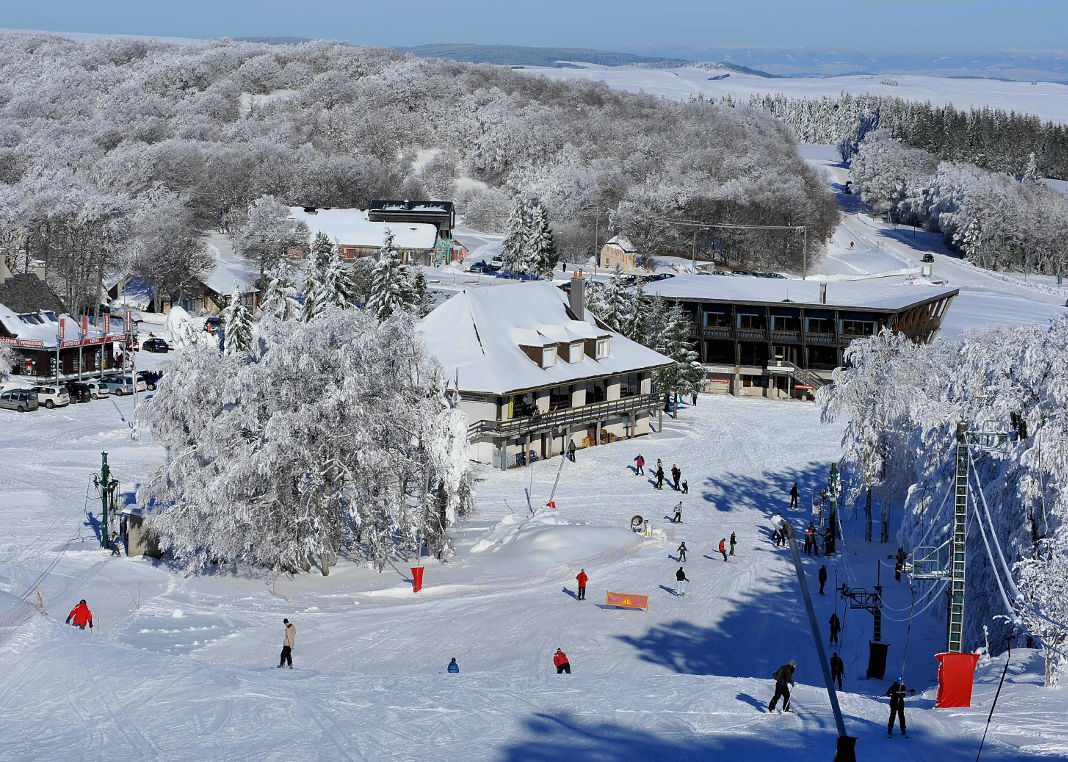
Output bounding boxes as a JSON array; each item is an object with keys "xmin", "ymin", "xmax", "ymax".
[
  {"xmin": 587, "ymin": 268, "xmax": 631, "ymax": 332},
  {"xmin": 402, "ymin": 268, "xmax": 432, "ymax": 318},
  {"xmin": 367, "ymin": 228, "xmax": 410, "ymax": 321},
  {"xmin": 321, "ymin": 244, "xmax": 356, "ymax": 311},
  {"xmin": 501, "ymin": 196, "xmax": 530, "ymax": 272},
  {"xmin": 651, "ymin": 301, "xmax": 703, "ymax": 416},
  {"xmin": 302, "ymin": 232, "xmax": 335, "ymax": 322},
  {"xmin": 525, "ymin": 202, "xmax": 559, "ymax": 278},
  {"xmin": 260, "ymin": 260, "xmax": 301, "ymax": 322},
  {"xmin": 1023, "ymin": 151, "xmax": 1041, "ymax": 183},
  {"xmin": 222, "ymin": 288, "xmax": 252, "ymax": 356}
]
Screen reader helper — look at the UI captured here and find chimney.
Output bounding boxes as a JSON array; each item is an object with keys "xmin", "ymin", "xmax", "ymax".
[
  {"xmin": 569, "ymin": 270, "xmax": 585, "ymax": 321},
  {"xmin": 819, "ymin": 282, "xmax": 827, "ymax": 305}
]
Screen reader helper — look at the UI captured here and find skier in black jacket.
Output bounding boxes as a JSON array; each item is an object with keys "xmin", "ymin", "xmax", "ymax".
[
  {"xmin": 829, "ymin": 652, "xmax": 844, "ymax": 690},
  {"xmin": 768, "ymin": 660, "xmax": 796, "ymax": 713},
  {"xmin": 829, "ymin": 612, "xmax": 841, "ymax": 644},
  {"xmin": 818, "ymin": 564, "xmax": 828, "ymax": 595},
  {"xmin": 886, "ymin": 676, "xmax": 914, "ymax": 737}
]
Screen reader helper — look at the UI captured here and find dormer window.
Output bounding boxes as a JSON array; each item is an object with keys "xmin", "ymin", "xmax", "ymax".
[
  {"xmin": 541, "ymin": 346, "xmax": 557, "ymax": 368},
  {"xmin": 596, "ymin": 337, "xmax": 610, "ymax": 359},
  {"xmin": 569, "ymin": 342, "xmax": 583, "ymax": 363}
]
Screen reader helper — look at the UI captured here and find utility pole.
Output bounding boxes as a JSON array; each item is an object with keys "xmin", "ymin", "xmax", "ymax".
[
  {"xmin": 96, "ymin": 451, "xmax": 118, "ymax": 548},
  {"xmin": 801, "ymin": 225, "xmax": 808, "ymax": 281},
  {"xmin": 776, "ymin": 516, "xmax": 856, "ymax": 761}
]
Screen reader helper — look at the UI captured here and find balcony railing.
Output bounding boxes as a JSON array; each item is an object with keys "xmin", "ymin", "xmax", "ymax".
[
  {"xmin": 468, "ymin": 393, "xmax": 662, "ymax": 439},
  {"xmin": 737, "ymin": 327, "xmax": 768, "ymax": 341},
  {"xmin": 805, "ymin": 332, "xmax": 838, "ymax": 346},
  {"xmin": 702, "ymin": 325, "xmax": 733, "ymax": 339},
  {"xmin": 770, "ymin": 329, "xmax": 801, "ymax": 343}
]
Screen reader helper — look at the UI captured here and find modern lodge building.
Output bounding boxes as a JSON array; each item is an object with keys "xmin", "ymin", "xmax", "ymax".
[{"xmin": 645, "ymin": 274, "xmax": 958, "ymax": 399}]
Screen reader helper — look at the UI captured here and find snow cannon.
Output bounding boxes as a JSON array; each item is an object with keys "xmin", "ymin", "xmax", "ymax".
[{"xmin": 630, "ymin": 515, "xmax": 644, "ymax": 532}]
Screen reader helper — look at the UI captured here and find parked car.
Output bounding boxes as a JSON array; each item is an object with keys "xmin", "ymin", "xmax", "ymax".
[
  {"xmin": 142, "ymin": 337, "xmax": 171, "ymax": 353},
  {"xmin": 65, "ymin": 382, "xmax": 92, "ymax": 403},
  {"xmin": 468, "ymin": 261, "xmax": 494, "ymax": 273},
  {"xmin": 32, "ymin": 385, "xmax": 70, "ymax": 409},
  {"xmin": 0, "ymin": 388, "xmax": 39, "ymax": 412},
  {"xmin": 921, "ymin": 253, "xmax": 935, "ymax": 263},
  {"xmin": 204, "ymin": 316, "xmax": 224, "ymax": 331},
  {"xmin": 84, "ymin": 381, "xmax": 110, "ymax": 399},
  {"xmin": 100, "ymin": 375, "xmax": 147, "ymax": 395},
  {"xmin": 137, "ymin": 370, "xmax": 163, "ymax": 390},
  {"xmin": 487, "ymin": 257, "xmax": 504, "ymax": 271}
]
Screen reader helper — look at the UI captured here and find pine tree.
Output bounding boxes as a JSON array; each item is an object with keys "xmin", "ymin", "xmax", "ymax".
[
  {"xmin": 1023, "ymin": 151, "xmax": 1041, "ymax": 183},
  {"xmin": 302, "ymin": 232, "xmax": 335, "ymax": 322},
  {"xmin": 588, "ymin": 267, "xmax": 630, "ymax": 331},
  {"xmin": 367, "ymin": 228, "xmax": 410, "ymax": 321},
  {"xmin": 402, "ymin": 268, "xmax": 432, "ymax": 318},
  {"xmin": 260, "ymin": 260, "xmax": 301, "ymax": 322},
  {"xmin": 222, "ymin": 288, "xmax": 252, "ymax": 356},
  {"xmin": 525, "ymin": 202, "xmax": 559, "ymax": 278},
  {"xmin": 321, "ymin": 244, "xmax": 355, "ymax": 311},
  {"xmin": 501, "ymin": 197, "xmax": 530, "ymax": 273}
]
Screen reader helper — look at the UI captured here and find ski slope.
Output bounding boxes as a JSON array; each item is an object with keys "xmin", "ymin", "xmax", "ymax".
[
  {"xmin": 1, "ymin": 381, "xmax": 1065, "ymax": 759},
  {"xmin": 520, "ymin": 64, "xmax": 1068, "ymax": 124}
]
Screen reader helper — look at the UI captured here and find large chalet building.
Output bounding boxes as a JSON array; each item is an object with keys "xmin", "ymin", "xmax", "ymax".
[
  {"xmin": 645, "ymin": 274, "xmax": 958, "ymax": 399},
  {"xmin": 420, "ymin": 276, "xmax": 672, "ymax": 468}
]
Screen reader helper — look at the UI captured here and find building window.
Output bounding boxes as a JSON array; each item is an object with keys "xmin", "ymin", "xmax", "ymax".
[
  {"xmin": 541, "ymin": 346, "xmax": 557, "ymax": 368},
  {"xmin": 596, "ymin": 338, "xmax": 610, "ymax": 359},
  {"xmin": 619, "ymin": 372, "xmax": 640, "ymax": 397},
  {"xmin": 569, "ymin": 342, "xmax": 584, "ymax": 363},
  {"xmin": 841, "ymin": 319, "xmax": 876, "ymax": 336},
  {"xmin": 738, "ymin": 312, "xmax": 765, "ymax": 330},
  {"xmin": 549, "ymin": 385, "xmax": 572, "ymax": 410},
  {"xmin": 586, "ymin": 378, "xmax": 607, "ymax": 404}
]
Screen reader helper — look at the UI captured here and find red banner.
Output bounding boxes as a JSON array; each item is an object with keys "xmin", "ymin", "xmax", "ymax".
[
  {"xmin": 81, "ymin": 315, "xmax": 88, "ymax": 336},
  {"xmin": 935, "ymin": 652, "xmax": 980, "ymax": 708},
  {"xmin": 104, "ymin": 312, "xmax": 111, "ymax": 334},
  {"xmin": 411, "ymin": 566, "xmax": 425, "ymax": 593},
  {"xmin": 605, "ymin": 592, "xmax": 649, "ymax": 610},
  {"xmin": 58, "ymin": 319, "xmax": 65, "ymax": 343}
]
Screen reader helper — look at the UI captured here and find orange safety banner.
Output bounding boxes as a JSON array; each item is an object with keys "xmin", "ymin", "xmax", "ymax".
[
  {"xmin": 411, "ymin": 566, "xmax": 424, "ymax": 593},
  {"xmin": 935, "ymin": 652, "xmax": 980, "ymax": 708},
  {"xmin": 605, "ymin": 591, "xmax": 649, "ymax": 610}
]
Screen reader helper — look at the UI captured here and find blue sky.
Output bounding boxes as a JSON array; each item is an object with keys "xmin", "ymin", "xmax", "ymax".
[{"xmin": 2, "ymin": 0, "xmax": 1063, "ymax": 53}]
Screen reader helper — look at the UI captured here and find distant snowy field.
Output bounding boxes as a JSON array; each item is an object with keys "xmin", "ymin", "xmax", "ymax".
[{"xmin": 520, "ymin": 64, "xmax": 1068, "ymax": 123}]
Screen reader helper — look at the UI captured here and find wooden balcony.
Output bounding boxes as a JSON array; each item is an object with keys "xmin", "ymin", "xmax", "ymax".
[{"xmin": 468, "ymin": 393, "xmax": 662, "ymax": 439}]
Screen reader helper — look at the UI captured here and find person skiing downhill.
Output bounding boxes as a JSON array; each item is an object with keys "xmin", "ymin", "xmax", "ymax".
[
  {"xmin": 677, "ymin": 542, "xmax": 688, "ymax": 563},
  {"xmin": 65, "ymin": 600, "xmax": 93, "ymax": 630},
  {"xmin": 830, "ymin": 652, "xmax": 844, "ymax": 690},
  {"xmin": 576, "ymin": 568, "xmax": 588, "ymax": 600},
  {"xmin": 818, "ymin": 564, "xmax": 828, "ymax": 595},
  {"xmin": 553, "ymin": 648, "xmax": 571, "ymax": 674},
  {"xmin": 768, "ymin": 660, "xmax": 797, "ymax": 713},
  {"xmin": 829, "ymin": 612, "xmax": 841, "ymax": 645},
  {"xmin": 789, "ymin": 483, "xmax": 799, "ymax": 509},
  {"xmin": 634, "ymin": 454, "xmax": 645, "ymax": 475},
  {"xmin": 278, "ymin": 618, "xmax": 296, "ymax": 669},
  {"xmin": 718, "ymin": 538, "xmax": 728, "ymax": 562},
  {"xmin": 675, "ymin": 567, "xmax": 689, "ymax": 597},
  {"xmin": 670, "ymin": 464, "xmax": 681, "ymax": 491},
  {"xmin": 729, "ymin": 531, "xmax": 737, "ymax": 556},
  {"xmin": 886, "ymin": 676, "xmax": 914, "ymax": 737},
  {"xmin": 447, "ymin": 658, "xmax": 459, "ymax": 673}
]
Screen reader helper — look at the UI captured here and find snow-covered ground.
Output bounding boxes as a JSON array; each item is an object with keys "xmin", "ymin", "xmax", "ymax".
[
  {"xmin": 1, "ymin": 391, "xmax": 1065, "ymax": 759},
  {"xmin": 519, "ymin": 64, "xmax": 1068, "ymax": 124}
]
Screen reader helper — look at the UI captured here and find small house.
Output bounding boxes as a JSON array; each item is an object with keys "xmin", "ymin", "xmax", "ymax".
[{"xmin": 599, "ymin": 235, "xmax": 640, "ymax": 271}]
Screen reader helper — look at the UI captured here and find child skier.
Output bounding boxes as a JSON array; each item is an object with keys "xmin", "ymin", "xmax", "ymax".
[
  {"xmin": 655, "ymin": 462, "xmax": 665, "ymax": 490},
  {"xmin": 718, "ymin": 538, "xmax": 728, "ymax": 562},
  {"xmin": 448, "ymin": 658, "xmax": 459, "ymax": 673},
  {"xmin": 677, "ymin": 542, "xmax": 687, "ymax": 563},
  {"xmin": 65, "ymin": 599, "xmax": 93, "ymax": 631}
]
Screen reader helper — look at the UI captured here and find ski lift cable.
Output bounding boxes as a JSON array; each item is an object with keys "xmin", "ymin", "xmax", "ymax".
[
  {"xmin": 969, "ymin": 491, "xmax": 1019, "ymax": 624},
  {"xmin": 967, "ymin": 450, "xmax": 1020, "ymax": 598},
  {"xmin": 898, "ymin": 584, "xmax": 916, "ymax": 674},
  {"xmin": 882, "ymin": 579, "xmax": 948, "ymax": 622},
  {"xmin": 911, "ymin": 485, "xmax": 953, "ymax": 551}
]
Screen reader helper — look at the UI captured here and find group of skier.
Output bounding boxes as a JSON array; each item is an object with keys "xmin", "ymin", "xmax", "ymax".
[{"xmin": 636, "ymin": 455, "xmax": 688, "ymax": 494}]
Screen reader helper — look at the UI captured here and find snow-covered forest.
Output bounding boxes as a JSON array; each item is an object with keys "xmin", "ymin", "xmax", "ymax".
[
  {"xmin": 820, "ymin": 316, "xmax": 1068, "ymax": 682},
  {"xmin": 848, "ymin": 130, "xmax": 1068, "ymax": 274},
  {"xmin": 746, "ymin": 91, "xmax": 1068, "ymax": 179},
  {"xmin": 140, "ymin": 308, "xmax": 473, "ymax": 574},
  {"xmin": 0, "ymin": 32, "xmax": 836, "ymax": 314}
]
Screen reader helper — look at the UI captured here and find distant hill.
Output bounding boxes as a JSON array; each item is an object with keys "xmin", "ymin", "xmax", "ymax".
[{"xmin": 399, "ymin": 43, "xmax": 685, "ymax": 68}]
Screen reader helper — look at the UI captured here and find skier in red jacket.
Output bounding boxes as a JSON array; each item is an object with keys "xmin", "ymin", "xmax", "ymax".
[
  {"xmin": 65, "ymin": 599, "xmax": 93, "ymax": 630},
  {"xmin": 553, "ymin": 648, "xmax": 571, "ymax": 674},
  {"xmin": 719, "ymin": 538, "xmax": 728, "ymax": 562},
  {"xmin": 575, "ymin": 569, "xmax": 588, "ymax": 601}
]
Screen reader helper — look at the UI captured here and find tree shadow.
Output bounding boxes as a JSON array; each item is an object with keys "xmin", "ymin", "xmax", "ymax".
[{"xmin": 701, "ymin": 463, "xmax": 826, "ymax": 519}]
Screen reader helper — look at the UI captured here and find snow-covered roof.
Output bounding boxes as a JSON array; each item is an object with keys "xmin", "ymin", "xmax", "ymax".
[
  {"xmin": 0, "ymin": 302, "xmax": 108, "ymax": 346},
  {"xmin": 290, "ymin": 208, "xmax": 437, "ymax": 251},
  {"xmin": 419, "ymin": 281, "xmax": 672, "ymax": 395},
  {"xmin": 604, "ymin": 235, "xmax": 637, "ymax": 253},
  {"xmin": 201, "ymin": 235, "xmax": 261, "ymax": 297},
  {"xmin": 643, "ymin": 274, "xmax": 959, "ymax": 311}
]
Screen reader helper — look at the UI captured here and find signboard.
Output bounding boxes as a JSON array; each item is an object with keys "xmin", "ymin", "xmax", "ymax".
[
  {"xmin": 605, "ymin": 591, "xmax": 649, "ymax": 611},
  {"xmin": 58, "ymin": 319, "xmax": 65, "ymax": 343},
  {"xmin": 103, "ymin": 312, "xmax": 111, "ymax": 335},
  {"xmin": 1, "ymin": 336, "xmax": 44, "ymax": 348},
  {"xmin": 81, "ymin": 315, "xmax": 89, "ymax": 336}
]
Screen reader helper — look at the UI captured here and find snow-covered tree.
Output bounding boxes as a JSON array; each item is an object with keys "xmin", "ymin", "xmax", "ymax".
[
  {"xmin": 302, "ymin": 232, "xmax": 354, "ymax": 320},
  {"xmin": 236, "ymin": 195, "xmax": 309, "ymax": 279},
  {"xmin": 651, "ymin": 301, "xmax": 704, "ymax": 415},
  {"xmin": 501, "ymin": 196, "xmax": 530, "ymax": 273},
  {"xmin": 140, "ymin": 309, "xmax": 474, "ymax": 575},
  {"xmin": 367, "ymin": 228, "xmax": 413, "ymax": 321},
  {"xmin": 221, "ymin": 288, "xmax": 252, "ymax": 356},
  {"xmin": 259, "ymin": 260, "xmax": 301, "ymax": 322},
  {"xmin": 586, "ymin": 268, "xmax": 630, "ymax": 331},
  {"xmin": 1015, "ymin": 548, "xmax": 1068, "ymax": 686},
  {"xmin": 0, "ymin": 342, "xmax": 15, "ymax": 378},
  {"xmin": 525, "ymin": 202, "xmax": 559, "ymax": 278}
]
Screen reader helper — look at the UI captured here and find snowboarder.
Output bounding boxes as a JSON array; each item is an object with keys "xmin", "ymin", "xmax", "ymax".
[
  {"xmin": 729, "ymin": 531, "xmax": 737, "ymax": 556},
  {"xmin": 634, "ymin": 454, "xmax": 645, "ymax": 475},
  {"xmin": 718, "ymin": 538, "xmax": 728, "ymax": 562},
  {"xmin": 655, "ymin": 461, "xmax": 665, "ymax": 490},
  {"xmin": 789, "ymin": 483, "xmax": 799, "ymax": 509},
  {"xmin": 671, "ymin": 502, "xmax": 683, "ymax": 523},
  {"xmin": 675, "ymin": 567, "xmax": 689, "ymax": 597},
  {"xmin": 768, "ymin": 660, "xmax": 797, "ymax": 713},
  {"xmin": 566, "ymin": 439, "xmax": 576, "ymax": 462},
  {"xmin": 670, "ymin": 464, "xmax": 681, "ymax": 491},
  {"xmin": 448, "ymin": 658, "xmax": 459, "ymax": 673},
  {"xmin": 818, "ymin": 564, "xmax": 828, "ymax": 595},
  {"xmin": 680, "ymin": 480, "xmax": 688, "ymax": 494},
  {"xmin": 677, "ymin": 542, "xmax": 687, "ymax": 563},
  {"xmin": 65, "ymin": 599, "xmax": 93, "ymax": 631},
  {"xmin": 553, "ymin": 648, "xmax": 571, "ymax": 674},
  {"xmin": 885, "ymin": 676, "xmax": 914, "ymax": 738},
  {"xmin": 278, "ymin": 618, "xmax": 296, "ymax": 669},
  {"xmin": 829, "ymin": 612, "xmax": 841, "ymax": 645},
  {"xmin": 830, "ymin": 652, "xmax": 844, "ymax": 690},
  {"xmin": 576, "ymin": 568, "xmax": 588, "ymax": 600}
]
